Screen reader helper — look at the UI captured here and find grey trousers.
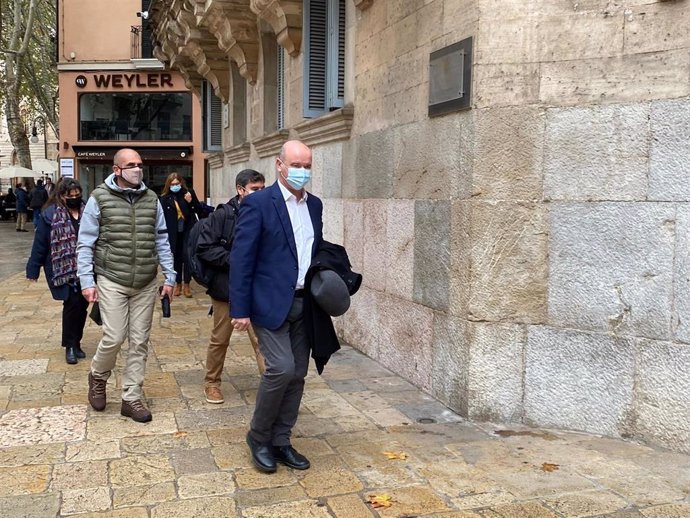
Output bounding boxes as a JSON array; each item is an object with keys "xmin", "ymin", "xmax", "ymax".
[{"xmin": 250, "ymin": 297, "xmax": 309, "ymax": 447}]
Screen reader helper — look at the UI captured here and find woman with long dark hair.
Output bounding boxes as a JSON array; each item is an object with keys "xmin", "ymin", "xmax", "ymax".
[
  {"xmin": 160, "ymin": 172, "xmax": 202, "ymax": 297},
  {"xmin": 26, "ymin": 178, "xmax": 89, "ymax": 364}
]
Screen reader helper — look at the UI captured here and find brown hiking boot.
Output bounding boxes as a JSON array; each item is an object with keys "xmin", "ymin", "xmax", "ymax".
[
  {"xmin": 183, "ymin": 283, "xmax": 192, "ymax": 297},
  {"xmin": 121, "ymin": 399, "xmax": 152, "ymax": 423},
  {"xmin": 87, "ymin": 373, "xmax": 107, "ymax": 411},
  {"xmin": 174, "ymin": 284, "xmax": 182, "ymax": 297},
  {"xmin": 204, "ymin": 386, "xmax": 224, "ymax": 404}
]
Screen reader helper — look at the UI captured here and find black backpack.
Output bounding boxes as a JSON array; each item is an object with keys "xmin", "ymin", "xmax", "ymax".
[{"xmin": 185, "ymin": 204, "xmax": 233, "ymax": 288}]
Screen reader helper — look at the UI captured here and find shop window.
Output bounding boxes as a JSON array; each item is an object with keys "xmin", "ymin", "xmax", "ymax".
[
  {"xmin": 303, "ymin": 0, "xmax": 345, "ymax": 118},
  {"xmin": 202, "ymin": 81, "xmax": 222, "ymax": 152},
  {"xmin": 79, "ymin": 92, "xmax": 192, "ymax": 141}
]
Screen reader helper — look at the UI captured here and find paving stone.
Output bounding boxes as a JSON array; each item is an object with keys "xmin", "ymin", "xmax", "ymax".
[
  {"xmin": 235, "ymin": 484, "xmax": 308, "ymax": 507},
  {"xmin": 177, "ymin": 471, "xmax": 235, "ymax": 498},
  {"xmin": 300, "ymin": 457, "xmax": 365, "ymax": 496},
  {"xmin": 76, "ymin": 510, "xmax": 149, "ymax": 518},
  {"xmin": 151, "ymin": 496, "xmax": 236, "ymax": 517},
  {"xmin": 170, "ymin": 448, "xmax": 218, "ymax": 475},
  {"xmin": 110, "ymin": 454, "xmax": 176, "ymax": 487},
  {"xmin": 211, "ymin": 443, "xmax": 253, "ymax": 470},
  {"xmin": 542, "ymin": 490, "xmax": 631, "ymax": 517},
  {"xmin": 234, "ymin": 466, "xmax": 298, "ymax": 490},
  {"xmin": 206, "ymin": 427, "xmax": 247, "ymax": 446},
  {"xmin": 51, "ymin": 460, "xmax": 108, "ymax": 490},
  {"xmin": 0, "ymin": 404, "xmax": 86, "ymax": 447},
  {"xmin": 174, "ymin": 406, "xmax": 253, "ymax": 431},
  {"xmin": 326, "ymin": 493, "xmax": 375, "ymax": 518},
  {"xmin": 0, "ymin": 443, "xmax": 64, "ymax": 466},
  {"xmin": 243, "ymin": 499, "xmax": 332, "ymax": 518},
  {"xmin": 121, "ymin": 431, "xmax": 209, "ymax": 454},
  {"xmin": 481, "ymin": 501, "xmax": 559, "ymax": 517},
  {"xmin": 371, "ymin": 485, "xmax": 451, "ymax": 517},
  {"xmin": 60, "ymin": 486, "xmax": 111, "ymax": 515},
  {"xmin": 0, "ymin": 359, "xmax": 48, "ymax": 376},
  {"xmin": 112, "ymin": 482, "xmax": 177, "ymax": 508},
  {"xmin": 65, "ymin": 439, "xmax": 121, "ymax": 462},
  {"xmin": 0, "ymin": 465, "xmax": 50, "ymax": 496},
  {"xmin": 86, "ymin": 412, "xmax": 178, "ymax": 440},
  {"xmin": 640, "ymin": 504, "xmax": 690, "ymax": 518},
  {"xmin": 0, "ymin": 493, "xmax": 60, "ymax": 518}
]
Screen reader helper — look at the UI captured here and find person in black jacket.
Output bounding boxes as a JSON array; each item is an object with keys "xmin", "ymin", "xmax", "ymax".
[
  {"xmin": 29, "ymin": 179, "xmax": 49, "ymax": 228},
  {"xmin": 160, "ymin": 172, "xmax": 202, "ymax": 297},
  {"xmin": 197, "ymin": 169, "xmax": 265, "ymax": 404},
  {"xmin": 26, "ymin": 178, "xmax": 89, "ymax": 364},
  {"xmin": 15, "ymin": 183, "xmax": 29, "ymax": 232}
]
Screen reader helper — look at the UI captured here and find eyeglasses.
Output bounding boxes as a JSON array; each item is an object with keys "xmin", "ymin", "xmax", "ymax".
[{"xmin": 117, "ymin": 163, "xmax": 143, "ymax": 170}]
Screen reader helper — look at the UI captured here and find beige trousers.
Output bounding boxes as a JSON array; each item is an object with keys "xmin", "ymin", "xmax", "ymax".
[
  {"xmin": 90, "ymin": 276, "xmax": 158, "ymax": 401},
  {"xmin": 205, "ymin": 298, "xmax": 264, "ymax": 387},
  {"xmin": 16, "ymin": 212, "xmax": 27, "ymax": 230}
]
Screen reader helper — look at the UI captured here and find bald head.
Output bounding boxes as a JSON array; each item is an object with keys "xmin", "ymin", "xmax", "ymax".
[
  {"xmin": 113, "ymin": 148, "xmax": 141, "ymax": 167},
  {"xmin": 276, "ymin": 140, "xmax": 312, "ymax": 196},
  {"xmin": 113, "ymin": 148, "xmax": 144, "ymax": 188}
]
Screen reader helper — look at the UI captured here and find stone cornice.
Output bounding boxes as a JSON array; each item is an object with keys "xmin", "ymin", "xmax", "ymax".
[
  {"xmin": 250, "ymin": 0, "xmax": 302, "ymax": 57},
  {"xmin": 353, "ymin": 0, "xmax": 373, "ymax": 10},
  {"xmin": 294, "ymin": 105, "xmax": 354, "ymax": 147},
  {"xmin": 253, "ymin": 129, "xmax": 290, "ymax": 158},
  {"xmin": 207, "ymin": 152, "xmax": 225, "ymax": 169},
  {"xmin": 225, "ymin": 142, "xmax": 252, "ymax": 164}
]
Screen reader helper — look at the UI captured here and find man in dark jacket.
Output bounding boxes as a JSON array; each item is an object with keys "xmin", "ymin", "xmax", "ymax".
[
  {"xmin": 29, "ymin": 179, "xmax": 49, "ymax": 228},
  {"xmin": 198, "ymin": 169, "xmax": 265, "ymax": 404},
  {"xmin": 15, "ymin": 183, "xmax": 29, "ymax": 232}
]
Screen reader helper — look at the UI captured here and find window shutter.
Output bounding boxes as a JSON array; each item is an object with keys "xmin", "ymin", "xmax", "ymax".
[
  {"xmin": 202, "ymin": 81, "xmax": 222, "ymax": 152},
  {"xmin": 304, "ymin": 0, "xmax": 328, "ymax": 117},
  {"xmin": 277, "ymin": 47, "xmax": 285, "ymax": 129},
  {"xmin": 327, "ymin": 0, "xmax": 345, "ymax": 109},
  {"xmin": 210, "ymin": 91, "xmax": 222, "ymax": 148}
]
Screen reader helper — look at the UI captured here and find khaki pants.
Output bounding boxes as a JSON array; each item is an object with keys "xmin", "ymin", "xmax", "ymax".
[
  {"xmin": 16, "ymin": 212, "xmax": 26, "ymax": 230},
  {"xmin": 205, "ymin": 298, "xmax": 264, "ymax": 387},
  {"xmin": 90, "ymin": 276, "xmax": 158, "ymax": 401}
]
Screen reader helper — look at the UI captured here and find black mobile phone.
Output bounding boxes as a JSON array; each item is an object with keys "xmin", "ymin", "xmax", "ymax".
[{"xmin": 159, "ymin": 287, "xmax": 171, "ymax": 318}]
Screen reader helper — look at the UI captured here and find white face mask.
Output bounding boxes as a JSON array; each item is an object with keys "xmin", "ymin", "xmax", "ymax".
[{"xmin": 120, "ymin": 167, "xmax": 142, "ymax": 186}]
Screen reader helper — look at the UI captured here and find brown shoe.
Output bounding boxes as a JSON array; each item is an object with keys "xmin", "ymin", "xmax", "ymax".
[
  {"xmin": 205, "ymin": 386, "xmax": 224, "ymax": 404},
  {"xmin": 121, "ymin": 399, "xmax": 152, "ymax": 423},
  {"xmin": 183, "ymin": 283, "xmax": 192, "ymax": 298},
  {"xmin": 174, "ymin": 284, "xmax": 181, "ymax": 297},
  {"xmin": 87, "ymin": 373, "xmax": 107, "ymax": 411}
]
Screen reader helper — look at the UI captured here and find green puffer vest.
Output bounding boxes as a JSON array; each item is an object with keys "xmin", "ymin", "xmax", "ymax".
[{"xmin": 92, "ymin": 184, "xmax": 159, "ymax": 289}]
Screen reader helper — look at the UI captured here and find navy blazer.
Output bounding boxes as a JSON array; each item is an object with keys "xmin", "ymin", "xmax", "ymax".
[{"xmin": 230, "ymin": 181, "xmax": 323, "ymax": 330}]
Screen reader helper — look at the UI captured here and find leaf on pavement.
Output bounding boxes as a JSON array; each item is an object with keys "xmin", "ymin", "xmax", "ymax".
[
  {"xmin": 173, "ymin": 431, "xmax": 188, "ymax": 439},
  {"xmin": 368, "ymin": 493, "xmax": 393, "ymax": 508},
  {"xmin": 383, "ymin": 451, "xmax": 408, "ymax": 460},
  {"xmin": 542, "ymin": 462, "xmax": 559, "ymax": 472}
]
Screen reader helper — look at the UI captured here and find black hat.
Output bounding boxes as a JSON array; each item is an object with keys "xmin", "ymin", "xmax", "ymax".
[{"xmin": 310, "ymin": 270, "xmax": 350, "ymax": 317}]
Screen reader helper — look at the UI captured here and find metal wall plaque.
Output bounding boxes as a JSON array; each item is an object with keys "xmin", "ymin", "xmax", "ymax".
[{"xmin": 428, "ymin": 37, "xmax": 472, "ymax": 117}]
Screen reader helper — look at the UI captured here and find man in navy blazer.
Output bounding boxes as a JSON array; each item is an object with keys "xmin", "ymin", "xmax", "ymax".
[{"xmin": 230, "ymin": 140, "xmax": 322, "ymax": 473}]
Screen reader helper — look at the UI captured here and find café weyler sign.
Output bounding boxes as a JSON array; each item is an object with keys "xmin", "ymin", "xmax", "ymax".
[{"xmin": 74, "ymin": 72, "xmax": 175, "ymax": 89}]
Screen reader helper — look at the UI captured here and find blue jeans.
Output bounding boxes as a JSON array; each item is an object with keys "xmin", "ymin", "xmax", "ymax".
[{"xmin": 32, "ymin": 208, "xmax": 41, "ymax": 227}]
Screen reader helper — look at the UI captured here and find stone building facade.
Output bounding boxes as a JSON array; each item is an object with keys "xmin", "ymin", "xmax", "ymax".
[{"xmin": 149, "ymin": 0, "xmax": 690, "ymax": 453}]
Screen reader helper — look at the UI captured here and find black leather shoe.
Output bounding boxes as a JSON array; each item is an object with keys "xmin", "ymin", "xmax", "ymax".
[
  {"xmin": 246, "ymin": 432, "xmax": 276, "ymax": 473},
  {"xmin": 273, "ymin": 445, "xmax": 310, "ymax": 470},
  {"xmin": 74, "ymin": 347, "xmax": 86, "ymax": 359},
  {"xmin": 65, "ymin": 347, "xmax": 78, "ymax": 365}
]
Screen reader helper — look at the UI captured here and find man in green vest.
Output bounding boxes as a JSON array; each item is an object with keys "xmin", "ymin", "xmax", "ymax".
[{"xmin": 77, "ymin": 148, "xmax": 176, "ymax": 423}]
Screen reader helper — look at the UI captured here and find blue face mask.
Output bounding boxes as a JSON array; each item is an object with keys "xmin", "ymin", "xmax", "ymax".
[
  {"xmin": 284, "ymin": 167, "xmax": 311, "ymax": 190},
  {"xmin": 170, "ymin": 185, "xmax": 182, "ymax": 193}
]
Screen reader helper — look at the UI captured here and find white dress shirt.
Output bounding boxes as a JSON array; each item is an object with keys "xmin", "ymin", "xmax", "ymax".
[{"xmin": 278, "ymin": 180, "xmax": 314, "ymax": 289}]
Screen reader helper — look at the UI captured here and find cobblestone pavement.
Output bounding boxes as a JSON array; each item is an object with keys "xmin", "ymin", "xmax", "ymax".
[{"xmin": 0, "ymin": 222, "xmax": 688, "ymax": 517}]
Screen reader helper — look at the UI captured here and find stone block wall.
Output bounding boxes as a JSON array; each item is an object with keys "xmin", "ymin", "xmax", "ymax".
[
  {"xmin": 333, "ymin": 0, "xmax": 690, "ymax": 453},
  {"xmin": 210, "ymin": 0, "xmax": 690, "ymax": 454}
]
